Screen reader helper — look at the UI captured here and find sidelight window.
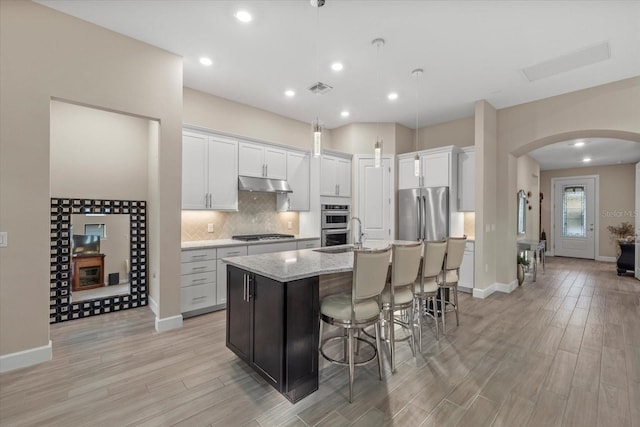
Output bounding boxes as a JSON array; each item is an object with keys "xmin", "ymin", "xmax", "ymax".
[{"xmin": 562, "ymin": 186, "xmax": 586, "ymax": 237}]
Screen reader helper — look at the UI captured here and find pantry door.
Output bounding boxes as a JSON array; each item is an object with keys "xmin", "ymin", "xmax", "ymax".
[
  {"xmin": 553, "ymin": 176, "xmax": 597, "ymax": 259},
  {"xmin": 356, "ymin": 156, "xmax": 392, "ymax": 240}
]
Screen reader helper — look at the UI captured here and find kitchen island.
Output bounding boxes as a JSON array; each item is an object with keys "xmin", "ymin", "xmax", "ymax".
[{"xmin": 223, "ymin": 241, "xmax": 407, "ymax": 403}]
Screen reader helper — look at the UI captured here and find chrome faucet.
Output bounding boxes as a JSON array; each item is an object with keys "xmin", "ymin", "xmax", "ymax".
[{"xmin": 347, "ymin": 217, "xmax": 364, "ymax": 249}]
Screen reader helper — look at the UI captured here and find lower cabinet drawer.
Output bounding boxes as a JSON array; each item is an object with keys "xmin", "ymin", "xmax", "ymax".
[
  {"xmin": 181, "ymin": 271, "xmax": 216, "ymax": 288},
  {"xmin": 181, "ymin": 259, "xmax": 215, "ymax": 275},
  {"xmin": 297, "ymin": 239, "xmax": 320, "ymax": 250},
  {"xmin": 181, "ymin": 282, "xmax": 216, "ymax": 313}
]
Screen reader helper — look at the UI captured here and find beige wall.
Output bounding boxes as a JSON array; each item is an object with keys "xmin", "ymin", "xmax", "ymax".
[
  {"xmin": 516, "ymin": 155, "xmax": 541, "ymax": 241},
  {"xmin": 329, "ymin": 122, "xmax": 396, "ymax": 155},
  {"xmin": 395, "ymin": 123, "xmax": 415, "ymax": 154},
  {"xmin": 183, "ymin": 88, "xmax": 332, "ymax": 151},
  {"xmin": 0, "ymin": 1, "xmax": 183, "ymax": 356},
  {"xmin": 540, "ymin": 163, "xmax": 636, "ymax": 259},
  {"xmin": 50, "ymin": 100, "xmax": 150, "ymax": 200},
  {"xmin": 418, "ymin": 116, "xmax": 475, "ymax": 150}
]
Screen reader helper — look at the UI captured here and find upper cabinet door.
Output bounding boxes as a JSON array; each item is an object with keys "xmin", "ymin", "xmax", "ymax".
[
  {"xmin": 238, "ymin": 141, "xmax": 265, "ymax": 178},
  {"xmin": 209, "ymin": 137, "xmax": 238, "ymax": 210},
  {"xmin": 398, "ymin": 156, "xmax": 420, "ymax": 190},
  {"xmin": 336, "ymin": 158, "xmax": 351, "ymax": 197},
  {"xmin": 285, "ymin": 151, "xmax": 309, "ymax": 211},
  {"xmin": 182, "ymin": 132, "xmax": 208, "ymax": 209},
  {"xmin": 320, "ymin": 155, "xmax": 338, "ymax": 196},
  {"xmin": 421, "ymin": 152, "xmax": 450, "ymax": 188},
  {"xmin": 264, "ymin": 147, "xmax": 287, "ymax": 180}
]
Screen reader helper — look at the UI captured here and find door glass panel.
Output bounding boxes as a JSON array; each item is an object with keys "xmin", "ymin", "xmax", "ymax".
[{"xmin": 562, "ymin": 186, "xmax": 586, "ymax": 237}]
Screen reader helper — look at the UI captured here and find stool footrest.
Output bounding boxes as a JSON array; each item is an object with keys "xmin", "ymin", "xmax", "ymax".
[{"xmin": 319, "ymin": 335, "xmax": 377, "ymax": 367}]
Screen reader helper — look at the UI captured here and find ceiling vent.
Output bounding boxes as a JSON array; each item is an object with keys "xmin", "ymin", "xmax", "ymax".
[
  {"xmin": 522, "ymin": 41, "xmax": 611, "ymax": 82},
  {"xmin": 308, "ymin": 81, "xmax": 333, "ymax": 94}
]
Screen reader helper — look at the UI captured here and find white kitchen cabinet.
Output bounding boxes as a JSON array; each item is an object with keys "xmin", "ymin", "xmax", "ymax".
[
  {"xmin": 216, "ymin": 245, "xmax": 248, "ymax": 306},
  {"xmin": 238, "ymin": 141, "xmax": 287, "ymax": 180},
  {"xmin": 180, "ymin": 248, "xmax": 217, "ymax": 314},
  {"xmin": 421, "ymin": 152, "xmax": 450, "ymax": 188},
  {"xmin": 182, "ymin": 130, "xmax": 238, "ymax": 210},
  {"xmin": 458, "ymin": 241, "xmax": 474, "ymax": 291},
  {"xmin": 458, "ymin": 147, "xmax": 475, "ymax": 212},
  {"xmin": 297, "ymin": 239, "xmax": 321, "ymax": 250},
  {"xmin": 398, "ymin": 156, "xmax": 420, "ymax": 190},
  {"xmin": 321, "ymin": 154, "xmax": 351, "ymax": 197},
  {"xmin": 277, "ymin": 151, "xmax": 310, "ymax": 211}
]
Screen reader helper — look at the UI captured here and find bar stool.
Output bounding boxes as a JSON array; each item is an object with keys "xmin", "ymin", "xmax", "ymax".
[
  {"xmin": 380, "ymin": 242, "xmax": 423, "ymax": 373},
  {"xmin": 438, "ymin": 236, "xmax": 467, "ymax": 334},
  {"xmin": 413, "ymin": 240, "xmax": 447, "ymax": 351},
  {"xmin": 319, "ymin": 246, "xmax": 392, "ymax": 403}
]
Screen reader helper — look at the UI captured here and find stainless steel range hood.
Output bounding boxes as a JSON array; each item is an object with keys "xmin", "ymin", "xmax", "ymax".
[{"xmin": 238, "ymin": 175, "xmax": 293, "ymax": 194}]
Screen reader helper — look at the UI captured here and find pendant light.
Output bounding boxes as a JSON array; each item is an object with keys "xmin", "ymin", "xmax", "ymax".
[
  {"xmin": 372, "ymin": 38, "xmax": 385, "ymax": 168},
  {"xmin": 311, "ymin": 0, "xmax": 325, "ymax": 157},
  {"xmin": 412, "ymin": 68, "xmax": 423, "ymax": 176}
]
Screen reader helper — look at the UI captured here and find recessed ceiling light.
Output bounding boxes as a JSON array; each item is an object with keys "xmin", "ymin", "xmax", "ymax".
[
  {"xmin": 284, "ymin": 90, "xmax": 295, "ymax": 97},
  {"xmin": 573, "ymin": 141, "xmax": 585, "ymax": 147},
  {"xmin": 583, "ymin": 157, "xmax": 592, "ymax": 162},
  {"xmin": 235, "ymin": 10, "xmax": 252, "ymax": 23},
  {"xmin": 199, "ymin": 57, "xmax": 213, "ymax": 66},
  {"xmin": 387, "ymin": 92, "xmax": 398, "ymax": 101},
  {"xmin": 340, "ymin": 110, "xmax": 350, "ymax": 117},
  {"xmin": 331, "ymin": 62, "xmax": 344, "ymax": 71}
]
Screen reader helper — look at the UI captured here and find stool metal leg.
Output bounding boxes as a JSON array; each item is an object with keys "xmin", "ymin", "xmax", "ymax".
[
  {"xmin": 375, "ymin": 321, "xmax": 383, "ymax": 380},
  {"xmin": 389, "ymin": 307, "xmax": 396, "ymax": 373},
  {"xmin": 453, "ymin": 285, "xmax": 459, "ymax": 326},
  {"xmin": 348, "ymin": 328, "xmax": 355, "ymax": 402},
  {"xmin": 440, "ymin": 291, "xmax": 446, "ymax": 334}
]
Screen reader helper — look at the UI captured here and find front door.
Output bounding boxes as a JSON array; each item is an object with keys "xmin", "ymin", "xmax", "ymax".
[
  {"xmin": 357, "ymin": 157, "xmax": 391, "ymax": 240},
  {"xmin": 553, "ymin": 177, "xmax": 596, "ymax": 259}
]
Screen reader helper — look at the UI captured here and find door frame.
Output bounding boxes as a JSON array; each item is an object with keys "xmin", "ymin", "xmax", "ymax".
[
  {"xmin": 550, "ymin": 175, "xmax": 602, "ymax": 260},
  {"xmin": 352, "ymin": 154, "xmax": 395, "ymax": 240}
]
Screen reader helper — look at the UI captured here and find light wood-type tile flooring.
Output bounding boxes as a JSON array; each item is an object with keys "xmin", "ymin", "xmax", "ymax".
[{"xmin": 1, "ymin": 257, "xmax": 638, "ymax": 426}]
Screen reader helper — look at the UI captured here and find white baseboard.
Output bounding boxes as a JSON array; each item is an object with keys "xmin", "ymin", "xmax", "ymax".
[
  {"xmin": 148, "ymin": 296, "xmax": 158, "ymax": 316},
  {"xmin": 0, "ymin": 340, "xmax": 52, "ymax": 373},
  {"xmin": 472, "ymin": 280, "xmax": 518, "ymax": 299},
  {"xmin": 596, "ymin": 256, "xmax": 616, "ymax": 262},
  {"xmin": 155, "ymin": 315, "xmax": 183, "ymax": 333}
]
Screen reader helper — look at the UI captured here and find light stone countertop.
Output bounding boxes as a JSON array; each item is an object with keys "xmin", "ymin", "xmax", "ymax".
[
  {"xmin": 181, "ymin": 236, "xmax": 321, "ymax": 250},
  {"xmin": 223, "ymin": 240, "xmax": 416, "ymax": 282}
]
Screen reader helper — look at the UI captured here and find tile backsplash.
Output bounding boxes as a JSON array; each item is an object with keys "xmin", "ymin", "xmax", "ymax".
[{"xmin": 181, "ymin": 192, "xmax": 299, "ymax": 241}]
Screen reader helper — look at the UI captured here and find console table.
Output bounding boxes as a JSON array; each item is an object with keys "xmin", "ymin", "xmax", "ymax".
[
  {"xmin": 617, "ymin": 243, "xmax": 635, "ymax": 276},
  {"xmin": 517, "ymin": 239, "xmax": 545, "ymax": 282}
]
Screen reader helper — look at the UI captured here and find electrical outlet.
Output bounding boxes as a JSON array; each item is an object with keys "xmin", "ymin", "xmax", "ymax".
[
  {"xmin": 0, "ymin": 232, "xmax": 7, "ymax": 248},
  {"xmin": 207, "ymin": 223, "xmax": 214, "ymax": 233},
  {"xmin": 287, "ymin": 221, "xmax": 292, "ymax": 230}
]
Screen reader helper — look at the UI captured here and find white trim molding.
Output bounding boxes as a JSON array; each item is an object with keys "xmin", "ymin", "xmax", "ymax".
[
  {"xmin": 148, "ymin": 296, "xmax": 159, "ymax": 316},
  {"xmin": 155, "ymin": 315, "xmax": 183, "ymax": 333},
  {"xmin": 472, "ymin": 280, "xmax": 518, "ymax": 299},
  {"xmin": 596, "ymin": 256, "xmax": 616, "ymax": 263},
  {"xmin": 0, "ymin": 340, "xmax": 52, "ymax": 373}
]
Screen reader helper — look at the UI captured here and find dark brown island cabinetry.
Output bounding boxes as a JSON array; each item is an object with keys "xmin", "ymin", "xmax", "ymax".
[{"xmin": 226, "ymin": 265, "xmax": 320, "ymax": 403}]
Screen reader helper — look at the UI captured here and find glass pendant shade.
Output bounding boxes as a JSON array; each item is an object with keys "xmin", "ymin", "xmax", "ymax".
[
  {"xmin": 312, "ymin": 120, "xmax": 322, "ymax": 157},
  {"xmin": 414, "ymin": 154, "xmax": 420, "ymax": 176},
  {"xmin": 374, "ymin": 139, "xmax": 382, "ymax": 168}
]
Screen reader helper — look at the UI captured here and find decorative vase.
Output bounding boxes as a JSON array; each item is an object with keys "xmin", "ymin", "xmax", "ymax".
[{"xmin": 517, "ymin": 264, "xmax": 525, "ymax": 286}]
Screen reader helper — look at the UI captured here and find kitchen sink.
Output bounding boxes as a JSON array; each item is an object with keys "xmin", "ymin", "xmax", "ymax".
[{"xmin": 313, "ymin": 245, "xmax": 356, "ymax": 254}]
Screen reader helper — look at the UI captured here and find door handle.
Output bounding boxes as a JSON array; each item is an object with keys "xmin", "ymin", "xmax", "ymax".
[{"xmin": 243, "ymin": 274, "xmax": 247, "ymax": 302}]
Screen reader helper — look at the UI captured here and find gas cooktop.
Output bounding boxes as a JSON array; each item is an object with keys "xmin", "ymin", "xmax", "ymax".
[{"xmin": 232, "ymin": 233, "xmax": 295, "ymax": 242}]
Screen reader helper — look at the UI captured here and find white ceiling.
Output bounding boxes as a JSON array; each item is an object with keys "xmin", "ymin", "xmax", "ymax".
[
  {"xmin": 36, "ymin": 0, "xmax": 640, "ymax": 132},
  {"xmin": 528, "ymin": 138, "xmax": 640, "ymax": 171}
]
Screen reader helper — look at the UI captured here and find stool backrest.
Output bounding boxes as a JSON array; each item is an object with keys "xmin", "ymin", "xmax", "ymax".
[
  {"xmin": 391, "ymin": 242, "xmax": 423, "ymax": 288},
  {"xmin": 352, "ymin": 247, "xmax": 392, "ymax": 300},
  {"xmin": 423, "ymin": 240, "xmax": 447, "ymax": 278},
  {"xmin": 445, "ymin": 236, "xmax": 467, "ymax": 270}
]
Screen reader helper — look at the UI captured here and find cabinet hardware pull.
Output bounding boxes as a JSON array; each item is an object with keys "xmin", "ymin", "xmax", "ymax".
[
  {"xmin": 247, "ymin": 275, "xmax": 252, "ymax": 301},
  {"xmin": 191, "ymin": 278, "xmax": 207, "ymax": 283},
  {"xmin": 227, "ymin": 251, "xmax": 240, "ymax": 256},
  {"xmin": 243, "ymin": 275, "xmax": 247, "ymax": 301},
  {"xmin": 192, "ymin": 296, "xmax": 207, "ymax": 301},
  {"xmin": 192, "ymin": 266, "xmax": 207, "ymax": 270},
  {"xmin": 265, "ymin": 164, "xmax": 268, "ymax": 177},
  {"xmin": 191, "ymin": 254, "xmax": 208, "ymax": 258}
]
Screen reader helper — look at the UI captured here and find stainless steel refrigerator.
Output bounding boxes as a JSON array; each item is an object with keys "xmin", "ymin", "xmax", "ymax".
[{"xmin": 398, "ymin": 186, "xmax": 449, "ymax": 241}]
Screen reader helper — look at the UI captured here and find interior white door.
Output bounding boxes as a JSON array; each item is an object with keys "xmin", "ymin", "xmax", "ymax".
[
  {"xmin": 357, "ymin": 157, "xmax": 391, "ymax": 240},
  {"xmin": 635, "ymin": 162, "xmax": 639, "ymax": 279},
  {"xmin": 553, "ymin": 177, "xmax": 596, "ymax": 259}
]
